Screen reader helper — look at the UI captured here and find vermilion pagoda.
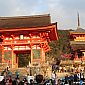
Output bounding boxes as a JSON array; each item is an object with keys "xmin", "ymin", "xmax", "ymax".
[
  {"xmin": 0, "ymin": 14, "xmax": 58, "ymax": 68},
  {"xmin": 70, "ymin": 13, "xmax": 85, "ymax": 62},
  {"xmin": 70, "ymin": 28, "xmax": 85, "ymax": 61}
]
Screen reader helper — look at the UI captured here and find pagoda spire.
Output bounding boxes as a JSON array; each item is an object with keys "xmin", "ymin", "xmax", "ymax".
[{"xmin": 77, "ymin": 12, "xmax": 80, "ymax": 29}]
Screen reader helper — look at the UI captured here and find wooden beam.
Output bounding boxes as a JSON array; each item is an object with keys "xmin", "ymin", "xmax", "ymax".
[
  {"xmin": 0, "ymin": 24, "xmax": 56, "ymax": 32},
  {"xmin": 0, "ymin": 41, "xmax": 48, "ymax": 46}
]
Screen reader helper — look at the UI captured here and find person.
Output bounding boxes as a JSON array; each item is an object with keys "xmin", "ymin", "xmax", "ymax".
[
  {"xmin": 15, "ymin": 70, "xmax": 20, "ymax": 79},
  {"xmin": 12, "ymin": 79, "xmax": 16, "ymax": 85},
  {"xmin": 1, "ymin": 77, "xmax": 6, "ymax": 85},
  {"xmin": 60, "ymin": 77, "xmax": 65, "ymax": 85},
  {"xmin": 8, "ymin": 76, "xmax": 12, "ymax": 85},
  {"xmin": 80, "ymin": 71, "xmax": 84, "ymax": 81},
  {"xmin": 8, "ymin": 71, "xmax": 12, "ymax": 77},
  {"xmin": 5, "ymin": 79, "xmax": 9, "ymax": 85},
  {"xmin": 16, "ymin": 77, "xmax": 20, "ymax": 85},
  {"xmin": 22, "ymin": 77, "xmax": 28, "ymax": 85},
  {"xmin": 74, "ymin": 72, "xmax": 78, "ymax": 82},
  {"xmin": 51, "ymin": 71, "xmax": 56, "ymax": 85},
  {"xmin": 69, "ymin": 74, "xmax": 74, "ymax": 85},
  {"xmin": 6, "ymin": 66, "xmax": 9, "ymax": 72},
  {"xmin": 35, "ymin": 74, "xmax": 43, "ymax": 85},
  {"xmin": 57, "ymin": 79, "xmax": 61, "ymax": 85},
  {"xmin": 65, "ymin": 74, "xmax": 69, "ymax": 84},
  {"xmin": 29, "ymin": 79, "xmax": 34, "ymax": 85}
]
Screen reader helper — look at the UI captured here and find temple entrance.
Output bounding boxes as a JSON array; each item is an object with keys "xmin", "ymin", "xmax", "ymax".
[
  {"xmin": 15, "ymin": 50, "xmax": 31, "ymax": 67},
  {"xmin": 0, "ymin": 15, "xmax": 58, "ymax": 68}
]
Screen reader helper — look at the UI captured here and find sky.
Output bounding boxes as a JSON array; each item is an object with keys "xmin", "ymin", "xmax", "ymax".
[{"xmin": 0, "ymin": 0, "xmax": 85, "ymax": 29}]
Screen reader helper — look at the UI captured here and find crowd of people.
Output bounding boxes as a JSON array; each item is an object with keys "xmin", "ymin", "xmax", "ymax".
[
  {"xmin": 52, "ymin": 64, "xmax": 85, "ymax": 73},
  {"xmin": 59, "ymin": 71, "xmax": 85, "ymax": 85},
  {"xmin": 0, "ymin": 65, "xmax": 85, "ymax": 85},
  {"xmin": 0, "ymin": 73, "xmax": 57, "ymax": 85},
  {"xmin": 0, "ymin": 74, "xmax": 43, "ymax": 85},
  {"xmin": 51, "ymin": 64, "xmax": 85, "ymax": 85},
  {"xmin": 0, "ymin": 66, "xmax": 56, "ymax": 85}
]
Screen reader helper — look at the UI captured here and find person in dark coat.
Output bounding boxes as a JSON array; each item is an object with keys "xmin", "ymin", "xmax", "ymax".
[
  {"xmin": 12, "ymin": 79, "xmax": 16, "ymax": 85},
  {"xmin": 29, "ymin": 79, "xmax": 34, "ymax": 85},
  {"xmin": 74, "ymin": 72, "xmax": 78, "ymax": 82},
  {"xmin": 35, "ymin": 74, "xmax": 43, "ymax": 85},
  {"xmin": 65, "ymin": 74, "xmax": 69, "ymax": 84}
]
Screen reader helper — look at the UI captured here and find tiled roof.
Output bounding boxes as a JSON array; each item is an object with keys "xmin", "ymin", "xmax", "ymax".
[
  {"xmin": 0, "ymin": 14, "xmax": 51, "ymax": 29},
  {"xmin": 74, "ymin": 28, "xmax": 85, "ymax": 33}
]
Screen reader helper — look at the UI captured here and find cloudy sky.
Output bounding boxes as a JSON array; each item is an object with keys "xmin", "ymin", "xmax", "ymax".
[{"xmin": 0, "ymin": 0, "xmax": 85, "ymax": 29}]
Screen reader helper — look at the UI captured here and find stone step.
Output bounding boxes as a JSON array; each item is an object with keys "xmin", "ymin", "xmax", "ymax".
[{"xmin": 10, "ymin": 67, "xmax": 28, "ymax": 76}]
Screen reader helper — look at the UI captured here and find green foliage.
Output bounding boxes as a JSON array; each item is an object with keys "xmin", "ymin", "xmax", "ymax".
[
  {"xmin": 33, "ymin": 50, "xmax": 40, "ymax": 59},
  {"xmin": 46, "ymin": 30, "xmax": 71, "ymax": 60},
  {"xmin": 57, "ymin": 30, "xmax": 71, "ymax": 54},
  {"xmin": 4, "ymin": 51, "xmax": 11, "ymax": 60}
]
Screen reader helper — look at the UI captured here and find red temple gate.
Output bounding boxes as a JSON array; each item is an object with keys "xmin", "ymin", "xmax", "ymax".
[{"xmin": 0, "ymin": 14, "xmax": 58, "ymax": 68}]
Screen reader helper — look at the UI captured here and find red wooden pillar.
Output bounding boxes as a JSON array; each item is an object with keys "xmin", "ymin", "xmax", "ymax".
[
  {"xmin": 1, "ymin": 35, "xmax": 5, "ymax": 63},
  {"xmin": 11, "ymin": 35, "xmax": 15, "ymax": 68},
  {"xmin": 31, "ymin": 45, "xmax": 33, "ymax": 65},
  {"xmin": 11, "ymin": 45, "xmax": 14, "ymax": 68},
  {"xmin": 41, "ymin": 47, "xmax": 45, "ymax": 63},
  {"xmin": 30, "ymin": 34, "xmax": 33, "ymax": 65},
  {"xmin": 2, "ymin": 46, "xmax": 4, "ymax": 63},
  {"xmin": 16, "ymin": 57, "xmax": 18, "ymax": 68}
]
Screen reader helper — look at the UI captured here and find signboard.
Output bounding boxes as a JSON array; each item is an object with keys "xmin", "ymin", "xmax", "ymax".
[{"xmin": 0, "ymin": 76, "xmax": 4, "ymax": 81}]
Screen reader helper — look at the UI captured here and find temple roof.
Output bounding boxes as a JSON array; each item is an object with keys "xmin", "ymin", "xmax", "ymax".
[
  {"xmin": 74, "ymin": 28, "xmax": 85, "ymax": 33},
  {"xmin": 70, "ymin": 28, "xmax": 85, "ymax": 34},
  {"xmin": 71, "ymin": 44, "xmax": 85, "ymax": 50},
  {"xmin": 0, "ymin": 14, "xmax": 58, "ymax": 41},
  {"xmin": 0, "ymin": 14, "xmax": 51, "ymax": 29}
]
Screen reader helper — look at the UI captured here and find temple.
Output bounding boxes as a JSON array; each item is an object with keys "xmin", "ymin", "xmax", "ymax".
[
  {"xmin": 70, "ymin": 13, "xmax": 85, "ymax": 62},
  {"xmin": 0, "ymin": 14, "xmax": 58, "ymax": 68}
]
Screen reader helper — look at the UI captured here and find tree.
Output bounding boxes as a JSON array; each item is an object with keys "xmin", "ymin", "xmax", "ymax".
[{"xmin": 46, "ymin": 30, "xmax": 71, "ymax": 61}]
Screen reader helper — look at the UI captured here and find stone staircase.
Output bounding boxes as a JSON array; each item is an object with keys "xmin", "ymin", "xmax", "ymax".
[
  {"xmin": 0, "ymin": 67, "xmax": 28, "ymax": 79},
  {"xmin": 0, "ymin": 63, "xmax": 8, "ymax": 73},
  {"xmin": 10, "ymin": 67, "xmax": 28, "ymax": 76}
]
